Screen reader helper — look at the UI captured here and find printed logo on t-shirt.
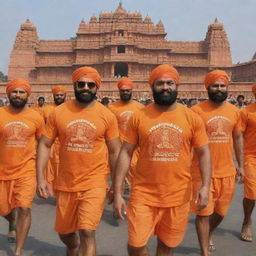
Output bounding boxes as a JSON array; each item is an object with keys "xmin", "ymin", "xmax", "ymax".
[
  {"xmin": 206, "ymin": 116, "xmax": 232, "ymax": 143},
  {"xmin": 148, "ymin": 123, "xmax": 183, "ymax": 162},
  {"xmin": 118, "ymin": 111, "xmax": 134, "ymax": 131},
  {"xmin": 65, "ymin": 119, "xmax": 97, "ymax": 152},
  {"xmin": 4, "ymin": 122, "xmax": 30, "ymax": 147}
]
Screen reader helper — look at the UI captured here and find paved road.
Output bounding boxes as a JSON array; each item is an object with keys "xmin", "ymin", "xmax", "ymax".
[{"xmin": 0, "ymin": 185, "xmax": 256, "ymax": 256}]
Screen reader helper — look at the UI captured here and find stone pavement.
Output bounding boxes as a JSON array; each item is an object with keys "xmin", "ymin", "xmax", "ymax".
[{"xmin": 0, "ymin": 185, "xmax": 255, "ymax": 256}]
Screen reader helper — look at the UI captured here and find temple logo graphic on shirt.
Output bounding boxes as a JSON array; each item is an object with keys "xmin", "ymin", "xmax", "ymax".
[
  {"xmin": 4, "ymin": 122, "xmax": 30, "ymax": 147},
  {"xmin": 206, "ymin": 116, "xmax": 232, "ymax": 143},
  {"xmin": 148, "ymin": 123, "xmax": 183, "ymax": 162},
  {"xmin": 65, "ymin": 119, "xmax": 97, "ymax": 152},
  {"xmin": 118, "ymin": 111, "xmax": 133, "ymax": 130}
]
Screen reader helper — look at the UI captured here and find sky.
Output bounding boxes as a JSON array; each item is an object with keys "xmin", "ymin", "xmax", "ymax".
[{"xmin": 0, "ymin": 0, "xmax": 255, "ymax": 74}]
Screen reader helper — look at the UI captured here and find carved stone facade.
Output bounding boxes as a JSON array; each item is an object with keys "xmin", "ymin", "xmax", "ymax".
[{"xmin": 3, "ymin": 3, "xmax": 256, "ymax": 101}]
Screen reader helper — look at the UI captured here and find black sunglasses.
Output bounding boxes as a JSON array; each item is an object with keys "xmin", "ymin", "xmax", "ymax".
[{"xmin": 77, "ymin": 81, "xmax": 96, "ymax": 89}]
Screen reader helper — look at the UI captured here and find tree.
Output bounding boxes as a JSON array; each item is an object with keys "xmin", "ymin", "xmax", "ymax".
[{"xmin": 0, "ymin": 71, "xmax": 7, "ymax": 82}]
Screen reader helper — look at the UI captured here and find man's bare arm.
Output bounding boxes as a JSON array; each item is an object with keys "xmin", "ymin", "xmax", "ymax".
[
  {"xmin": 195, "ymin": 144, "xmax": 212, "ymax": 210},
  {"xmin": 36, "ymin": 135, "xmax": 54, "ymax": 198},
  {"xmin": 233, "ymin": 130, "xmax": 244, "ymax": 183},
  {"xmin": 113, "ymin": 142, "xmax": 136, "ymax": 220}
]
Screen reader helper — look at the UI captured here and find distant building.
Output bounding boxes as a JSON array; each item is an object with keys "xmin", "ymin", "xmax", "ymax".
[{"xmin": 5, "ymin": 2, "xmax": 256, "ymax": 100}]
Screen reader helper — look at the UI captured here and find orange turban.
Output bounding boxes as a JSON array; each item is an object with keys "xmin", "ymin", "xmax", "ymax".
[
  {"xmin": 148, "ymin": 64, "xmax": 180, "ymax": 86},
  {"xmin": 72, "ymin": 66, "xmax": 101, "ymax": 88},
  {"xmin": 117, "ymin": 77, "xmax": 134, "ymax": 90},
  {"xmin": 252, "ymin": 84, "xmax": 256, "ymax": 94},
  {"xmin": 204, "ymin": 70, "xmax": 229, "ymax": 89},
  {"xmin": 6, "ymin": 78, "xmax": 31, "ymax": 96},
  {"xmin": 51, "ymin": 85, "xmax": 67, "ymax": 95}
]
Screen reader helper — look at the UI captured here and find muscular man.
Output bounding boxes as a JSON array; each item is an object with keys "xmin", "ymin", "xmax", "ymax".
[
  {"xmin": 0, "ymin": 78, "xmax": 44, "ymax": 256},
  {"xmin": 37, "ymin": 67, "xmax": 120, "ymax": 256},
  {"xmin": 42, "ymin": 85, "xmax": 66, "ymax": 195},
  {"xmin": 114, "ymin": 64, "xmax": 211, "ymax": 256},
  {"xmin": 240, "ymin": 84, "xmax": 256, "ymax": 242},
  {"xmin": 109, "ymin": 77, "xmax": 143, "ymax": 184},
  {"xmin": 190, "ymin": 70, "xmax": 244, "ymax": 254}
]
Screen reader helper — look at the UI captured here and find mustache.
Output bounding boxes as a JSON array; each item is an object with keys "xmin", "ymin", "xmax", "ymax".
[
  {"xmin": 77, "ymin": 89, "xmax": 92, "ymax": 94},
  {"xmin": 159, "ymin": 89, "xmax": 173, "ymax": 94}
]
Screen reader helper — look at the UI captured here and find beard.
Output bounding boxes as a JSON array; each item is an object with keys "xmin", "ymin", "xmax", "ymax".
[
  {"xmin": 75, "ymin": 89, "xmax": 96, "ymax": 103},
  {"xmin": 153, "ymin": 89, "xmax": 178, "ymax": 106},
  {"xmin": 120, "ymin": 93, "xmax": 132, "ymax": 102},
  {"xmin": 208, "ymin": 90, "xmax": 228, "ymax": 103},
  {"xmin": 54, "ymin": 98, "xmax": 65, "ymax": 105},
  {"xmin": 9, "ymin": 97, "xmax": 27, "ymax": 108}
]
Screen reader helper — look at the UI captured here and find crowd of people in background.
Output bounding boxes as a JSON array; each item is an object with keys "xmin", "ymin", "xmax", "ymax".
[{"xmin": 1, "ymin": 93, "xmax": 254, "ymax": 109}]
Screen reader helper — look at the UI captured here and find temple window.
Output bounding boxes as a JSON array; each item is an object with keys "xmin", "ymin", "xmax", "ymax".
[{"xmin": 117, "ymin": 45, "xmax": 125, "ymax": 53}]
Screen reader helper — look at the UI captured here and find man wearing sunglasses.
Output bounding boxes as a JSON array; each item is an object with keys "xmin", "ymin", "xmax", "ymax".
[
  {"xmin": 109, "ymin": 77, "xmax": 144, "ymax": 186},
  {"xmin": 42, "ymin": 85, "xmax": 67, "ymax": 196},
  {"xmin": 37, "ymin": 66, "xmax": 120, "ymax": 256},
  {"xmin": 114, "ymin": 64, "xmax": 211, "ymax": 256}
]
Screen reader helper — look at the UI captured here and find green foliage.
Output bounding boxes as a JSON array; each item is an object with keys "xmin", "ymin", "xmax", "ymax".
[{"xmin": 0, "ymin": 71, "xmax": 7, "ymax": 82}]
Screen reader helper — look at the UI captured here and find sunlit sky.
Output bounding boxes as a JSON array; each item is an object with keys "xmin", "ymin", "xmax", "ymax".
[{"xmin": 0, "ymin": 0, "xmax": 255, "ymax": 74}]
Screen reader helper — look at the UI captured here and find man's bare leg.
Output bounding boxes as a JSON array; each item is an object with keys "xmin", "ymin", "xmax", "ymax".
[
  {"xmin": 78, "ymin": 229, "xmax": 96, "ymax": 256},
  {"xmin": 14, "ymin": 207, "xmax": 31, "ymax": 256},
  {"xmin": 241, "ymin": 198, "xmax": 255, "ymax": 242},
  {"xmin": 156, "ymin": 239, "xmax": 173, "ymax": 256},
  {"xmin": 4, "ymin": 209, "xmax": 17, "ymax": 242},
  {"xmin": 59, "ymin": 232, "xmax": 79, "ymax": 256},
  {"xmin": 209, "ymin": 212, "xmax": 224, "ymax": 252},
  {"xmin": 128, "ymin": 244, "xmax": 149, "ymax": 256},
  {"xmin": 195, "ymin": 215, "xmax": 210, "ymax": 256}
]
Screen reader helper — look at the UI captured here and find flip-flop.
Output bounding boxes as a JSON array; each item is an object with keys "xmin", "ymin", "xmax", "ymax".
[
  {"xmin": 7, "ymin": 225, "xmax": 16, "ymax": 243},
  {"xmin": 208, "ymin": 242, "xmax": 216, "ymax": 252}
]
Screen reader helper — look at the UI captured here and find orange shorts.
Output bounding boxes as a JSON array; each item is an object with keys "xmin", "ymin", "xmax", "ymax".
[
  {"xmin": 212, "ymin": 175, "xmax": 236, "ymax": 216},
  {"xmin": 244, "ymin": 159, "xmax": 256, "ymax": 200},
  {"xmin": 55, "ymin": 188, "xmax": 106, "ymax": 234},
  {"xmin": 127, "ymin": 201, "xmax": 190, "ymax": 248},
  {"xmin": 0, "ymin": 176, "xmax": 36, "ymax": 216},
  {"xmin": 190, "ymin": 176, "xmax": 214, "ymax": 216},
  {"xmin": 191, "ymin": 175, "xmax": 235, "ymax": 217}
]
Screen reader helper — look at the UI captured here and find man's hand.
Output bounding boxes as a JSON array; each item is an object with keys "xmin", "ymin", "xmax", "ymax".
[
  {"xmin": 37, "ymin": 178, "xmax": 49, "ymax": 199},
  {"xmin": 195, "ymin": 185, "xmax": 209, "ymax": 211},
  {"xmin": 236, "ymin": 167, "xmax": 244, "ymax": 184},
  {"xmin": 107, "ymin": 186, "xmax": 114, "ymax": 204},
  {"xmin": 113, "ymin": 193, "xmax": 127, "ymax": 220}
]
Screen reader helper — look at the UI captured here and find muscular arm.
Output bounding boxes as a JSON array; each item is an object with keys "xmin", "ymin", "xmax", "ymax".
[
  {"xmin": 194, "ymin": 144, "xmax": 212, "ymax": 210},
  {"xmin": 106, "ymin": 137, "xmax": 121, "ymax": 180},
  {"xmin": 36, "ymin": 135, "xmax": 54, "ymax": 198},
  {"xmin": 233, "ymin": 130, "xmax": 244, "ymax": 183},
  {"xmin": 113, "ymin": 142, "xmax": 136, "ymax": 219}
]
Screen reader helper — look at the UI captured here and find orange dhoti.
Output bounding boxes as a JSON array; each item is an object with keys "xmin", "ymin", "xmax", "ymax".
[
  {"xmin": 55, "ymin": 188, "xmax": 106, "ymax": 234},
  {"xmin": 244, "ymin": 157, "xmax": 256, "ymax": 200},
  {"xmin": 0, "ymin": 176, "xmax": 36, "ymax": 216},
  {"xmin": 127, "ymin": 201, "xmax": 190, "ymax": 247}
]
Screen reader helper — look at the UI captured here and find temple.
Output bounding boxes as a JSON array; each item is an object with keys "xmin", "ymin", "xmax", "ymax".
[{"xmin": 6, "ymin": 3, "xmax": 256, "ymax": 100}]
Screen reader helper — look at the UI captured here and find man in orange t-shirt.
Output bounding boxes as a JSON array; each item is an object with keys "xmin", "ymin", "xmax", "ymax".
[
  {"xmin": 37, "ymin": 67, "xmax": 120, "ymax": 256},
  {"xmin": 113, "ymin": 64, "xmax": 211, "ymax": 256},
  {"xmin": 240, "ymin": 84, "xmax": 256, "ymax": 242},
  {"xmin": 31, "ymin": 96, "xmax": 45, "ymax": 116},
  {"xmin": 190, "ymin": 70, "xmax": 244, "ymax": 255},
  {"xmin": 109, "ymin": 77, "xmax": 143, "ymax": 184},
  {"xmin": 0, "ymin": 78, "xmax": 44, "ymax": 256},
  {"xmin": 42, "ymin": 85, "xmax": 66, "ymax": 195}
]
